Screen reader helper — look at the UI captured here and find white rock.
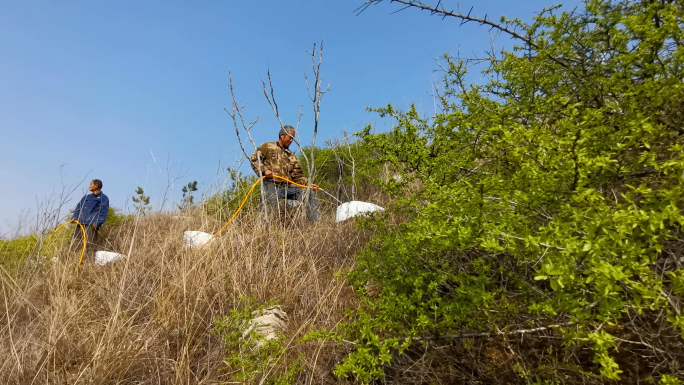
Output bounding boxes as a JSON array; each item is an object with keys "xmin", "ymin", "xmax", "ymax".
[
  {"xmin": 183, "ymin": 231, "xmax": 214, "ymax": 248},
  {"xmin": 243, "ymin": 305, "xmax": 288, "ymax": 348},
  {"xmin": 94, "ymin": 251, "xmax": 125, "ymax": 266},
  {"xmin": 336, "ymin": 201, "xmax": 385, "ymax": 222}
]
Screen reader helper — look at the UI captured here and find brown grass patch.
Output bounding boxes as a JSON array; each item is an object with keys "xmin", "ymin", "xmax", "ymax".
[{"xmin": 0, "ymin": 209, "xmax": 372, "ymax": 384}]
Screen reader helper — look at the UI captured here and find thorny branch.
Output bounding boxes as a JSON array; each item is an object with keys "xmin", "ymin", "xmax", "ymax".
[
  {"xmin": 355, "ymin": 0, "xmax": 576, "ymax": 71},
  {"xmin": 355, "ymin": 0, "xmax": 535, "ymax": 47}
]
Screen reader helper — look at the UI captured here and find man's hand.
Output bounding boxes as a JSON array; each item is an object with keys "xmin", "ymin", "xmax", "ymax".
[
  {"xmin": 264, "ymin": 170, "xmax": 274, "ymax": 178},
  {"xmin": 310, "ymin": 183, "xmax": 320, "ymax": 190}
]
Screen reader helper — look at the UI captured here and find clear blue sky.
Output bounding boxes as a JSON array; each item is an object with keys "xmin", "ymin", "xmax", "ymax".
[{"xmin": 0, "ymin": 0, "xmax": 583, "ymax": 238}]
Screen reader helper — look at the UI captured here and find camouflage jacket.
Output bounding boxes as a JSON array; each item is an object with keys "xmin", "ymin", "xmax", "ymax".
[{"xmin": 250, "ymin": 142, "xmax": 308, "ymax": 185}]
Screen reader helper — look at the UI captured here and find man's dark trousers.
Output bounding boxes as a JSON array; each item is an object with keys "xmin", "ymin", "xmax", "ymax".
[
  {"xmin": 260, "ymin": 182, "xmax": 320, "ymax": 222},
  {"xmin": 71, "ymin": 224, "xmax": 99, "ymax": 256}
]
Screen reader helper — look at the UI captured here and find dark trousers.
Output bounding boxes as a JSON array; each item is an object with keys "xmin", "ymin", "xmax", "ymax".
[
  {"xmin": 260, "ymin": 182, "xmax": 320, "ymax": 222},
  {"xmin": 71, "ymin": 224, "xmax": 99, "ymax": 256}
]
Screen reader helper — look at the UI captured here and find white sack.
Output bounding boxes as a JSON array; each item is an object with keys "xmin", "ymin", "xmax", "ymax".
[
  {"xmin": 94, "ymin": 251, "xmax": 125, "ymax": 266},
  {"xmin": 336, "ymin": 201, "xmax": 385, "ymax": 222},
  {"xmin": 183, "ymin": 231, "xmax": 214, "ymax": 248}
]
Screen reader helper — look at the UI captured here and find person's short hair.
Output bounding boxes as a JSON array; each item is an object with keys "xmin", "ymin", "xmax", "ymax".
[
  {"xmin": 92, "ymin": 179, "xmax": 103, "ymax": 189},
  {"xmin": 279, "ymin": 125, "xmax": 295, "ymax": 138}
]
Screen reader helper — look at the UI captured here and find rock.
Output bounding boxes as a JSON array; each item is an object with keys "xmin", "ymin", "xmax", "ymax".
[
  {"xmin": 243, "ymin": 305, "xmax": 288, "ymax": 348},
  {"xmin": 364, "ymin": 280, "xmax": 382, "ymax": 298}
]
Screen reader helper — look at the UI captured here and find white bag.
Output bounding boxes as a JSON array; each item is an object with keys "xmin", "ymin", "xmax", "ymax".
[
  {"xmin": 335, "ymin": 201, "xmax": 384, "ymax": 222},
  {"xmin": 183, "ymin": 231, "xmax": 214, "ymax": 248},
  {"xmin": 94, "ymin": 251, "xmax": 124, "ymax": 266}
]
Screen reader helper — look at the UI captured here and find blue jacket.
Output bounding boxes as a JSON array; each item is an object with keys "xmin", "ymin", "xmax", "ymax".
[{"xmin": 72, "ymin": 192, "xmax": 109, "ymax": 227}]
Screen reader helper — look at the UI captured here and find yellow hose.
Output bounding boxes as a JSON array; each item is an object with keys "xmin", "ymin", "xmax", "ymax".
[
  {"xmin": 198, "ymin": 175, "xmax": 321, "ymax": 249},
  {"xmin": 44, "ymin": 219, "xmax": 88, "ymax": 265}
]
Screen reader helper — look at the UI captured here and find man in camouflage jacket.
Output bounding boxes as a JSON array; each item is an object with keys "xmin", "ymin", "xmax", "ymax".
[{"xmin": 250, "ymin": 125, "xmax": 320, "ymax": 221}]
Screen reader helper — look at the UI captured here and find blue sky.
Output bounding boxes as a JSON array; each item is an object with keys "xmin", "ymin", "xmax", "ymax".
[{"xmin": 0, "ymin": 0, "xmax": 583, "ymax": 238}]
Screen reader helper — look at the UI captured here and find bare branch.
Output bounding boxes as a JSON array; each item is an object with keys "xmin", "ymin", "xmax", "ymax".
[
  {"xmin": 262, "ymin": 69, "xmax": 285, "ymax": 131},
  {"xmin": 339, "ymin": 322, "xmax": 575, "ymax": 344},
  {"xmin": 303, "ymin": 41, "xmax": 330, "ymax": 189},
  {"xmin": 660, "ymin": 288, "xmax": 681, "ymax": 316},
  {"xmin": 226, "ymin": 70, "xmax": 260, "ymax": 161},
  {"xmin": 158, "ymin": 154, "xmax": 188, "ymax": 212},
  {"xmin": 291, "ymin": 105, "xmax": 310, "ymax": 168},
  {"xmin": 224, "ymin": 70, "xmax": 266, "ymax": 217}
]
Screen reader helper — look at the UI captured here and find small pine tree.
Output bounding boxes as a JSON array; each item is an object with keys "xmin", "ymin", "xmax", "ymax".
[
  {"xmin": 179, "ymin": 181, "xmax": 198, "ymax": 211},
  {"xmin": 131, "ymin": 186, "xmax": 150, "ymax": 216}
]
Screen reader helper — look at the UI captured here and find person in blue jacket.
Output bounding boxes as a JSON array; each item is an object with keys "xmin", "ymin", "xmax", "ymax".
[{"xmin": 71, "ymin": 179, "xmax": 109, "ymax": 254}]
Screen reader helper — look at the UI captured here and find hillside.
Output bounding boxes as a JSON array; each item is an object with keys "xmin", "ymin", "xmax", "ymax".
[
  {"xmin": 2, "ymin": 0, "xmax": 684, "ymax": 383},
  {"xmin": 0, "ymin": 210, "xmax": 374, "ymax": 383}
]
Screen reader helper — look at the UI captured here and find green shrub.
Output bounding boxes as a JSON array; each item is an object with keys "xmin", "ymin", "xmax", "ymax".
[
  {"xmin": 299, "ymin": 135, "xmax": 383, "ymax": 202},
  {"xmin": 104, "ymin": 206, "xmax": 133, "ymax": 227},
  {"xmin": 204, "ymin": 169, "xmax": 261, "ymax": 222},
  {"xmin": 0, "ymin": 226, "xmax": 73, "ymax": 273},
  {"xmin": 0, "ymin": 234, "xmax": 39, "ymax": 273},
  {"xmin": 322, "ymin": 0, "xmax": 684, "ymax": 382}
]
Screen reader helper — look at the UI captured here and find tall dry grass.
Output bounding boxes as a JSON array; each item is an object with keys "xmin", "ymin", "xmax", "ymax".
[{"xmin": 0, "ymin": 208, "xmax": 374, "ymax": 384}]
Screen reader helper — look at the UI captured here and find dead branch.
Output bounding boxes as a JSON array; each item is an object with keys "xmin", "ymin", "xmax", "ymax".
[
  {"xmin": 304, "ymin": 41, "xmax": 332, "ymax": 188},
  {"xmin": 261, "ymin": 71, "xmax": 310, "ymax": 169},
  {"xmin": 224, "ymin": 70, "xmax": 265, "ymax": 217},
  {"xmin": 262, "ymin": 69, "xmax": 285, "ymax": 131},
  {"xmin": 158, "ymin": 154, "xmax": 188, "ymax": 212},
  {"xmin": 226, "ymin": 70, "xmax": 260, "ymax": 161},
  {"xmin": 399, "ymin": 322, "xmax": 574, "ymax": 342}
]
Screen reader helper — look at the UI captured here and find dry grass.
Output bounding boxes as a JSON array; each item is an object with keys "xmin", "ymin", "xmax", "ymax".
[{"xmin": 0, "ymin": 208, "xmax": 373, "ymax": 384}]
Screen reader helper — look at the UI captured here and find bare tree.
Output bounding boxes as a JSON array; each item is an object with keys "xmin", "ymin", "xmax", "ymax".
[
  {"xmin": 261, "ymin": 70, "xmax": 308, "ymax": 167},
  {"xmin": 304, "ymin": 42, "xmax": 331, "ymax": 189},
  {"xmin": 224, "ymin": 70, "xmax": 268, "ymax": 218},
  {"xmin": 261, "ymin": 68, "xmax": 313, "ymax": 219},
  {"xmin": 225, "ymin": 44, "xmax": 331, "ymax": 221},
  {"xmin": 342, "ymin": 132, "xmax": 358, "ymax": 200},
  {"xmin": 158, "ymin": 154, "xmax": 188, "ymax": 212},
  {"xmin": 328, "ymin": 131, "xmax": 359, "ymax": 202}
]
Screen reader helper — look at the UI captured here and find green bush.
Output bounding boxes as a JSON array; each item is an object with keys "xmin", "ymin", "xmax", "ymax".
[
  {"xmin": 204, "ymin": 169, "xmax": 261, "ymax": 222},
  {"xmin": 323, "ymin": 0, "xmax": 684, "ymax": 382},
  {"xmin": 0, "ymin": 226, "xmax": 72, "ymax": 273},
  {"xmin": 104, "ymin": 206, "xmax": 133, "ymax": 227},
  {"xmin": 0, "ymin": 234, "xmax": 39, "ymax": 273},
  {"xmin": 299, "ymin": 134, "xmax": 383, "ymax": 202}
]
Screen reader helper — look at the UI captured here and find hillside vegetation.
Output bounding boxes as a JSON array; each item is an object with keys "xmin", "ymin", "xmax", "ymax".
[
  {"xmin": 0, "ymin": 211, "xmax": 378, "ymax": 384},
  {"xmin": 2, "ymin": 0, "xmax": 684, "ymax": 383}
]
